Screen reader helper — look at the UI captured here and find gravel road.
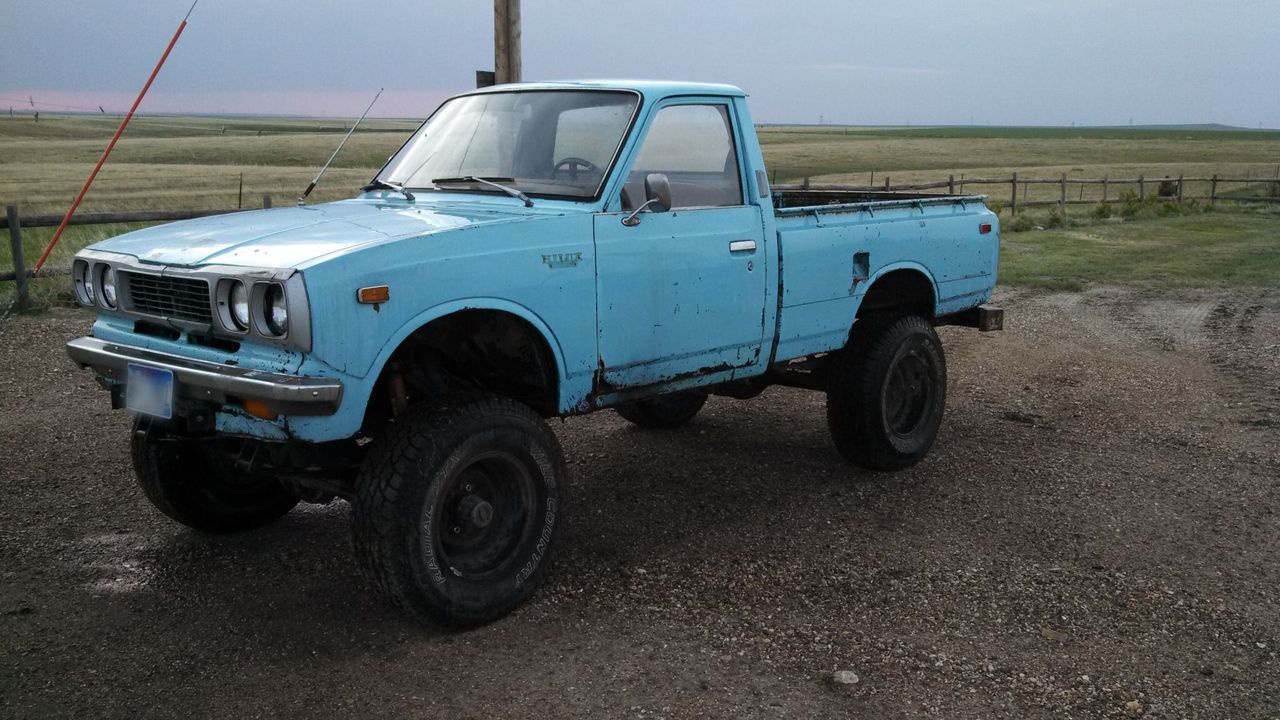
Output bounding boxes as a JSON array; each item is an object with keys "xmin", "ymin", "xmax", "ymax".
[{"xmin": 1, "ymin": 288, "xmax": 1277, "ymax": 719}]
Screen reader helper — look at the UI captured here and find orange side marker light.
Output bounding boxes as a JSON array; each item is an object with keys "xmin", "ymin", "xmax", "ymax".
[{"xmin": 358, "ymin": 285, "xmax": 390, "ymax": 304}]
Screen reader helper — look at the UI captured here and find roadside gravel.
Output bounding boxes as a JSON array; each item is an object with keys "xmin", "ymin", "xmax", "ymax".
[{"xmin": 1, "ymin": 288, "xmax": 1276, "ymax": 719}]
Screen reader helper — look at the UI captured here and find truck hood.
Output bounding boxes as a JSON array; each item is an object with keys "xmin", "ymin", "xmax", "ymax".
[{"xmin": 88, "ymin": 199, "xmax": 546, "ymax": 269}]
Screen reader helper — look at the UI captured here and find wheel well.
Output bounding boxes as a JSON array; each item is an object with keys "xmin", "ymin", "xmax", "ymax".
[
  {"xmin": 364, "ymin": 310, "xmax": 559, "ymax": 433},
  {"xmin": 856, "ymin": 269, "xmax": 936, "ymax": 320}
]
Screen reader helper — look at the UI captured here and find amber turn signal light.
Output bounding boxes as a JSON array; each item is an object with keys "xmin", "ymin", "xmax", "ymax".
[
  {"xmin": 358, "ymin": 285, "xmax": 390, "ymax": 304},
  {"xmin": 242, "ymin": 399, "xmax": 277, "ymax": 420}
]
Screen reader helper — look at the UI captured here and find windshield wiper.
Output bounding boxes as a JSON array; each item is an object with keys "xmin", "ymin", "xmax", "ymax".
[
  {"xmin": 361, "ymin": 178, "xmax": 415, "ymax": 201},
  {"xmin": 432, "ymin": 176, "xmax": 533, "ymax": 207}
]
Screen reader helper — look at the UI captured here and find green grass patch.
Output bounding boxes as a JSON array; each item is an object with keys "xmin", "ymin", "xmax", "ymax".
[{"xmin": 998, "ymin": 211, "xmax": 1280, "ymax": 289}]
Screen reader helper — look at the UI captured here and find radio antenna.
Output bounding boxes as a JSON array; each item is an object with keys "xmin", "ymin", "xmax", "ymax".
[
  {"xmin": 298, "ymin": 87, "xmax": 383, "ymax": 205},
  {"xmin": 31, "ymin": 0, "xmax": 198, "ymax": 272}
]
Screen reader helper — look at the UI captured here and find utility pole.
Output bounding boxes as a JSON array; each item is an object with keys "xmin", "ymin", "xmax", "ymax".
[{"xmin": 493, "ymin": 0, "xmax": 522, "ymax": 84}]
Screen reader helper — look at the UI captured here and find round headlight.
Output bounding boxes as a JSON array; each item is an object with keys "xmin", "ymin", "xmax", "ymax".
[
  {"xmin": 265, "ymin": 284, "xmax": 288, "ymax": 335},
  {"xmin": 84, "ymin": 272, "xmax": 96, "ymax": 304},
  {"xmin": 229, "ymin": 281, "xmax": 250, "ymax": 330},
  {"xmin": 100, "ymin": 266, "xmax": 118, "ymax": 308}
]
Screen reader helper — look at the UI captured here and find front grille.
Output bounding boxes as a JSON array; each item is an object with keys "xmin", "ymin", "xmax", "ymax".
[{"xmin": 122, "ymin": 272, "xmax": 213, "ymax": 323}]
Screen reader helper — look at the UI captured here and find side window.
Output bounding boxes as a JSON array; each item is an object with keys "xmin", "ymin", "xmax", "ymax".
[{"xmin": 626, "ymin": 104, "xmax": 742, "ymax": 209}]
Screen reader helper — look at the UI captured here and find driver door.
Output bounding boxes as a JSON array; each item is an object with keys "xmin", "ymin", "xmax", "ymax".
[{"xmin": 593, "ymin": 100, "xmax": 767, "ymax": 389}]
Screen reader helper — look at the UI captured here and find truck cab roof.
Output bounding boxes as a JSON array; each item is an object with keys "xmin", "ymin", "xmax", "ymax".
[{"xmin": 468, "ymin": 79, "xmax": 747, "ymax": 101}]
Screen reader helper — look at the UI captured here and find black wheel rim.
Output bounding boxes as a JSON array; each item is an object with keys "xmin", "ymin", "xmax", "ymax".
[
  {"xmin": 883, "ymin": 342, "xmax": 934, "ymax": 438},
  {"xmin": 435, "ymin": 450, "xmax": 538, "ymax": 581}
]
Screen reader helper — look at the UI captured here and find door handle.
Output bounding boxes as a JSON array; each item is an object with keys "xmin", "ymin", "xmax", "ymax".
[{"xmin": 729, "ymin": 240, "xmax": 757, "ymax": 254}]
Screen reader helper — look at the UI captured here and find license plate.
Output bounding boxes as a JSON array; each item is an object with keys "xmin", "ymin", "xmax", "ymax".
[{"xmin": 126, "ymin": 363, "xmax": 174, "ymax": 419}]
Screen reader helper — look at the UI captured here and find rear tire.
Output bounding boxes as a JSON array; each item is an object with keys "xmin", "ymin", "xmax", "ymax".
[
  {"xmin": 130, "ymin": 419, "xmax": 299, "ymax": 532},
  {"xmin": 351, "ymin": 397, "xmax": 566, "ymax": 628},
  {"xmin": 615, "ymin": 391, "xmax": 708, "ymax": 429},
  {"xmin": 826, "ymin": 314, "xmax": 947, "ymax": 471}
]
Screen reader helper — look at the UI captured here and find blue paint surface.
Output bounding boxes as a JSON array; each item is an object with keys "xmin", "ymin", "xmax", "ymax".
[{"xmin": 77, "ymin": 81, "xmax": 998, "ymax": 443}]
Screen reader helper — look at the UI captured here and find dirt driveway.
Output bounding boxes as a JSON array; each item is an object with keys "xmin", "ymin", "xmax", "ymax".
[{"xmin": 1, "ymin": 288, "xmax": 1277, "ymax": 719}]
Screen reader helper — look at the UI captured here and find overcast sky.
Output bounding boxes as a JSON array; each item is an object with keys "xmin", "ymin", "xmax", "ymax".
[{"xmin": 2, "ymin": 0, "xmax": 1277, "ymax": 127}]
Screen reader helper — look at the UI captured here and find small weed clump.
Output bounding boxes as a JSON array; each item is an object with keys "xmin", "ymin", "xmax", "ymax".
[
  {"xmin": 1092, "ymin": 202, "xmax": 1113, "ymax": 219},
  {"xmin": 1158, "ymin": 201, "xmax": 1195, "ymax": 217},
  {"xmin": 1119, "ymin": 191, "xmax": 1157, "ymax": 220},
  {"xmin": 1007, "ymin": 213, "xmax": 1036, "ymax": 232},
  {"xmin": 1045, "ymin": 207, "xmax": 1066, "ymax": 228}
]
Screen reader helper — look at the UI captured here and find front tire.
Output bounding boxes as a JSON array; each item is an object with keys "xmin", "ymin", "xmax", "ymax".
[
  {"xmin": 826, "ymin": 314, "xmax": 947, "ymax": 471},
  {"xmin": 130, "ymin": 419, "xmax": 299, "ymax": 532},
  {"xmin": 615, "ymin": 391, "xmax": 708, "ymax": 429},
  {"xmin": 351, "ymin": 397, "xmax": 566, "ymax": 628}
]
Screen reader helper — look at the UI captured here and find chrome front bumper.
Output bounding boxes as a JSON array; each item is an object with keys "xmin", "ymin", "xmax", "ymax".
[{"xmin": 66, "ymin": 336, "xmax": 343, "ymax": 416}]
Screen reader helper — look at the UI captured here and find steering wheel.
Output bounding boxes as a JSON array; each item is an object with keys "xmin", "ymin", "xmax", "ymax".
[{"xmin": 552, "ymin": 157, "xmax": 600, "ymax": 181}]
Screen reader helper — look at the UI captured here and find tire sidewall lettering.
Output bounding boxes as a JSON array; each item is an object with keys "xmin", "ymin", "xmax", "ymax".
[{"xmin": 414, "ymin": 419, "xmax": 561, "ymax": 600}]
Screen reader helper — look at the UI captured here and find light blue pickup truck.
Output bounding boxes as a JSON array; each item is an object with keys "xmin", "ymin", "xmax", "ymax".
[{"xmin": 67, "ymin": 80, "xmax": 1001, "ymax": 626}]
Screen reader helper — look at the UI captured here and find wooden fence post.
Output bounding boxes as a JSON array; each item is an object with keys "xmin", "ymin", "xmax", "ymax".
[
  {"xmin": 1138, "ymin": 175, "xmax": 1145, "ymax": 200},
  {"xmin": 1010, "ymin": 173, "xmax": 1018, "ymax": 215},
  {"xmin": 948, "ymin": 174, "xmax": 955, "ymax": 195},
  {"xmin": 1059, "ymin": 173, "xmax": 1067, "ymax": 216},
  {"xmin": 6, "ymin": 205, "xmax": 29, "ymax": 310},
  {"xmin": 263, "ymin": 194, "xmax": 272, "ymax": 209},
  {"xmin": 1210, "ymin": 174, "xmax": 1218, "ymax": 205},
  {"xmin": 1102, "ymin": 175, "xmax": 1109, "ymax": 202},
  {"xmin": 1177, "ymin": 174, "xmax": 1184, "ymax": 203},
  {"xmin": 883, "ymin": 176, "xmax": 890, "ymax": 191}
]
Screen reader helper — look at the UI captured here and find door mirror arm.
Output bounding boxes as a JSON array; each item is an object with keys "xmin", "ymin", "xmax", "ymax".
[
  {"xmin": 622, "ymin": 172, "xmax": 674, "ymax": 226},
  {"xmin": 621, "ymin": 198, "xmax": 662, "ymax": 226}
]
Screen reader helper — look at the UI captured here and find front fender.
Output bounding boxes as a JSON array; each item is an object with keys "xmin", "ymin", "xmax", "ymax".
[
  {"xmin": 359, "ymin": 297, "xmax": 586, "ymax": 413},
  {"xmin": 256, "ymin": 297, "xmax": 585, "ymax": 443}
]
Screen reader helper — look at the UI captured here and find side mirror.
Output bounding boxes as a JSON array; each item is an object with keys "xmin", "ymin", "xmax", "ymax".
[
  {"xmin": 621, "ymin": 173, "xmax": 675, "ymax": 226},
  {"xmin": 644, "ymin": 173, "xmax": 672, "ymax": 213}
]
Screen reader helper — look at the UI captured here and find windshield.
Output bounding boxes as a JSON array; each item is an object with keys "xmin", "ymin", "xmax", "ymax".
[{"xmin": 375, "ymin": 90, "xmax": 639, "ymax": 200}]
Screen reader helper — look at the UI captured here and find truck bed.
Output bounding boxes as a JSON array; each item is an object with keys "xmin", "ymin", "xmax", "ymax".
[
  {"xmin": 772, "ymin": 188, "xmax": 964, "ymax": 210},
  {"xmin": 768, "ymin": 189, "xmax": 998, "ymax": 363}
]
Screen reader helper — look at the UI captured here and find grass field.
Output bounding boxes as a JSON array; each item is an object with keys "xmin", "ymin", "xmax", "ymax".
[
  {"xmin": 998, "ymin": 213, "xmax": 1280, "ymax": 290},
  {"xmin": 1, "ymin": 113, "xmax": 1278, "ymax": 308}
]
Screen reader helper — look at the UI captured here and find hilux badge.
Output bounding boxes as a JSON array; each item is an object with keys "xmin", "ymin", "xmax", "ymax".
[{"xmin": 541, "ymin": 252, "xmax": 582, "ymax": 268}]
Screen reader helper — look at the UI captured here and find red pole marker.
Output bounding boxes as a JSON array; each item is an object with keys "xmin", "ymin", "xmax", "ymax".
[{"xmin": 33, "ymin": 1, "xmax": 198, "ymax": 272}]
